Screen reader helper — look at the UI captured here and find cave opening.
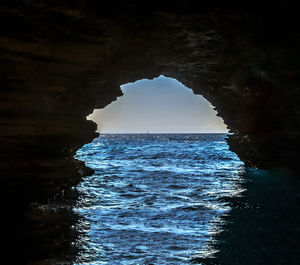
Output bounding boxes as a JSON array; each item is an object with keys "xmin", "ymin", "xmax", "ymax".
[
  {"xmin": 87, "ymin": 75, "xmax": 228, "ymax": 134},
  {"xmin": 72, "ymin": 76, "xmax": 245, "ymax": 264},
  {"xmin": 0, "ymin": 2, "xmax": 299, "ymax": 264}
]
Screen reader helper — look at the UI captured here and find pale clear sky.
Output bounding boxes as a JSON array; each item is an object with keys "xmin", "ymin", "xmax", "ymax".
[{"xmin": 88, "ymin": 75, "xmax": 228, "ymax": 133}]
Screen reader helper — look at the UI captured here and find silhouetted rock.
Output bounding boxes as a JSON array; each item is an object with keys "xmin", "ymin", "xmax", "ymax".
[{"xmin": 0, "ymin": 0, "xmax": 299, "ymax": 263}]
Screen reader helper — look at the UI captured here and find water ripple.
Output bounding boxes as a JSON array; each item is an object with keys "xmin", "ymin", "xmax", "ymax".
[{"xmin": 74, "ymin": 134, "xmax": 244, "ymax": 264}]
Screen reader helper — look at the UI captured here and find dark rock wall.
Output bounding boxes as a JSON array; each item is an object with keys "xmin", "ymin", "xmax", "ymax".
[{"xmin": 0, "ymin": 0, "xmax": 299, "ymax": 263}]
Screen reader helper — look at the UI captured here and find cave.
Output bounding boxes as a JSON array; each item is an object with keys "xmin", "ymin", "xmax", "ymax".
[{"xmin": 0, "ymin": 1, "xmax": 299, "ymax": 264}]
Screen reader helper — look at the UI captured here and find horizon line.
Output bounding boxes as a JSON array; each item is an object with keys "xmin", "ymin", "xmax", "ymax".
[{"xmin": 98, "ymin": 132, "xmax": 230, "ymax": 134}]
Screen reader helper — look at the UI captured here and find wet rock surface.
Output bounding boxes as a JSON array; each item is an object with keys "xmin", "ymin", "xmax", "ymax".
[{"xmin": 0, "ymin": 1, "xmax": 299, "ymax": 263}]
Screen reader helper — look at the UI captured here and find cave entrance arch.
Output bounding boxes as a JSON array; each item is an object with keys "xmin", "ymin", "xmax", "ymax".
[
  {"xmin": 0, "ymin": 2, "xmax": 298, "ymax": 264},
  {"xmin": 73, "ymin": 75, "xmax": 245, "ymax": 263},
  {"xmin": 87, "ymin": 75, "xmax": 228, "ymax": 134}
]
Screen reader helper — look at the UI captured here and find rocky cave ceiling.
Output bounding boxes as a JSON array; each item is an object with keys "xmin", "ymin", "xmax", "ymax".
[{"xmin": 0, "ymin": 1, "xmax": 299, "ymax": 262}]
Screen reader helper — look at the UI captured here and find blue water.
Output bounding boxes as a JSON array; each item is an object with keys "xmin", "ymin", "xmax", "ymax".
[{"xmin": 74, "ymin": 134, "xmax": 245, "ymax": 264}]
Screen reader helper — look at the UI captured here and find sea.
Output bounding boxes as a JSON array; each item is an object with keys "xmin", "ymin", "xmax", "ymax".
[{"xmin": 73, "ymin": 133, "xmax": 245, "ymax": 264}]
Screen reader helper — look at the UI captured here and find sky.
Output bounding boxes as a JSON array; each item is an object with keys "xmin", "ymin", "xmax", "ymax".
[{"xmin": 88, "ymin": 75, "xmax": 228, "ymax": 133}]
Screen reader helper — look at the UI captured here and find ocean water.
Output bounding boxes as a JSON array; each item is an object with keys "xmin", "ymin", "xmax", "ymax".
[{"xmin": 74, "ymin": 134, "xmax": 245, "ymax": 264}]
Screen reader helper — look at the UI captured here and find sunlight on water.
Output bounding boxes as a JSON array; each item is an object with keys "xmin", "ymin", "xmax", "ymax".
[{"xmin": 74, "ymin": 134, "xmax": 245, "ymax": 264}]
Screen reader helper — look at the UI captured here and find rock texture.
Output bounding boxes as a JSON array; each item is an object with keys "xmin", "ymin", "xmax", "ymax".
[{"xmin": 0, "ymin": 0, "xmax": 299, "ymax": 263}]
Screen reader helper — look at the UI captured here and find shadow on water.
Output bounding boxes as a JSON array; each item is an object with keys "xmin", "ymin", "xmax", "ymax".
[
  {"xmin": 194, "ymin": 168, "xmax": 300, "ymax": 265},
  {"xmin": 22, "ymin": 188, "xmax": 84, "ymax": 264},
  {"xmin": 28, "ymin": 165, "xmax": 299, "ymax": 264}
]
